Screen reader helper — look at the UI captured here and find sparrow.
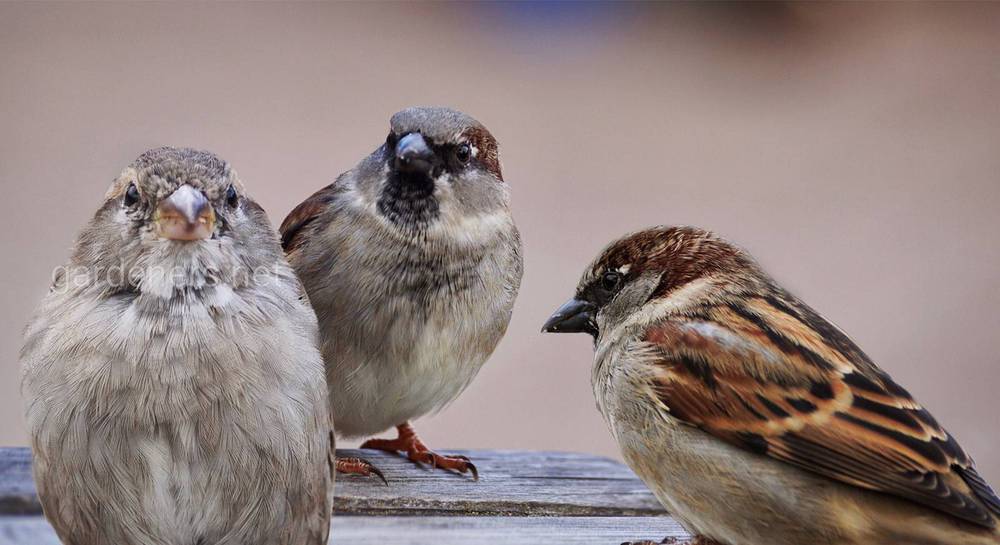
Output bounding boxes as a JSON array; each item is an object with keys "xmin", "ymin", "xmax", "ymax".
[
  {"xmin": 21, "ymin": 147, "xmax": 334, "ymax": 545},
  {"xmin": 543, "ymin": 226, "xmax": 1000, "ymax": 545},
  {"xmin": 280, "ymin": 107, "xmax": 522, "ymax": 479}
]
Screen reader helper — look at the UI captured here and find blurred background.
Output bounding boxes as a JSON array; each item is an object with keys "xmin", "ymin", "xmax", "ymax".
[{"xmin": 2, "ymin": 2, "xmax": 998, "ymax": 485}]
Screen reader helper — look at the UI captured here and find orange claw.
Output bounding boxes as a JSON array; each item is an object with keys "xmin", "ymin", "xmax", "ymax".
[
  {"xmin": 361, "ymin": 422, "xmax": 478, "ymax": 480},
  {"xmin": 335, "ymin": 456, "xmax": 388, "ymax": 485}
]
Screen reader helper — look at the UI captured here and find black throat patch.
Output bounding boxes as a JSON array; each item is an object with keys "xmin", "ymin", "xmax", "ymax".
[{"xmin": 376, "ymin": 172, "xmax": 440, "ymax": 229}]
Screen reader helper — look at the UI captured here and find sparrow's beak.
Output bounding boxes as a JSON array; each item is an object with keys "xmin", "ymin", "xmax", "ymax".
[
  {"xmin": 542, "ymin": 298, "xmax": 598, "ymax": 336},
  {"xmin": 394, "ymin": 132, "xmax": 434, "ymax": 176},
  {"xmin": 155, "ymin": 184, "xmax": 215, "ymax": 241}
]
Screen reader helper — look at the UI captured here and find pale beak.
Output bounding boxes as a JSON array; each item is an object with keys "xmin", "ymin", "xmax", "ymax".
[{"xmin": 155, "ymin": 185, "xmax": 215, "ymax": 241}]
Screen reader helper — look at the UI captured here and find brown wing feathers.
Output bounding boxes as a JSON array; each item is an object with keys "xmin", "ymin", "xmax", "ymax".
[
  {"xmin": 279, "ymin": 184, "xmax": 341, "ymax": 253},
  {"xmin": 647, "ymin": 291, "xmax": 1000, "ymax": 527}
]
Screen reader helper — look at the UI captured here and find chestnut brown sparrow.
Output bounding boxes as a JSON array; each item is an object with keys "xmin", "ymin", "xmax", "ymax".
[
  {"xmin": 543, "ymin": 226, "xmax": 1000, "ymax": 545},
  {"xmin": 21, "ymin": 148, "xmax": 333, "ymax": 544},
  {"xmin": 281, "ymin": 107, "xmax": 522, "ymax": 479}
]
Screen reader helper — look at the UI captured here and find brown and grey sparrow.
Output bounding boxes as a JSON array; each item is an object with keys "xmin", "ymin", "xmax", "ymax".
[
  {"xmin": 21, "ymin": 148, "xmax": 333, "ymax": 545},
  {"xmin": 281, "ymin": 107, "xmax": 522, "ymax": 479},
  {"xmin": 543, "ymin": 225, "xmax": 1000, "ymax": 545}
]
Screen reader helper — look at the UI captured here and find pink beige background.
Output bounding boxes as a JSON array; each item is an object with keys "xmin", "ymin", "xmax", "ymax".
[{"xmin": 2, "ymin": 3, "xmax": 998, "ymax": 485}]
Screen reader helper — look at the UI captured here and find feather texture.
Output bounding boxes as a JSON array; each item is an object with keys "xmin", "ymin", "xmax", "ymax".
[
  {"xmin": 280, "ymin": 182, "xmax": 344, "ymax": 253},
  {"xmin": 643, "ymin": 287, "xmax": 1000, "ymax": 528}
]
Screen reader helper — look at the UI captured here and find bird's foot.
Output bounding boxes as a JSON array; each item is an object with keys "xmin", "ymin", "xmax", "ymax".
[
  {"xmin": 361, "ymin": 422, "xmax": 478, "ymax": 480},
  {"xmin": 335, "ymin": 456, "xmax": 388, "ymax": 485},
  {"xmin": 408, "ymin": 450, "xmax": 478, "ymax": 480}
]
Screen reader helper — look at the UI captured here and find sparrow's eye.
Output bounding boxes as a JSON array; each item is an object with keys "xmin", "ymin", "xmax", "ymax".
[
  {"xmin": 123, "ymin": 183, "xmax": 140, "ymax": 208},
  {"xmin": 601, "ymin": 271, "xmax": 623, "ymax": 292},
  {"xmin": 225, "ymin": 184, "xmax": 239, "ymax": 208},
  {"xmin": 455, "ymin": 143, "xmax": 472, "ymax": 165}
]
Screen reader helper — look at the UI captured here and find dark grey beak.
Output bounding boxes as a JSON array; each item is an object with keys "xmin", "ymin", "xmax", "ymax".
[
  {"xmin": 541, "ymin": 298, "xmax": 598, "ymax": 336},
  {"xmin": 395, "ymin": 132, "xmax": 434, "ymax": 176}
]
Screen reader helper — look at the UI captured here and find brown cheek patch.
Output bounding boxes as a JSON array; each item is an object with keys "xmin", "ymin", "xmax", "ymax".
[{"xmin": 463, "ymin": 126, "xmax": 502, "ymax": 181}]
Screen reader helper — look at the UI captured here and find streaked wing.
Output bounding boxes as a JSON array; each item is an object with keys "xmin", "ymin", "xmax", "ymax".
[{"xmin": 641, "ymin": 288, "xmax": 1000, "ymax": 528}]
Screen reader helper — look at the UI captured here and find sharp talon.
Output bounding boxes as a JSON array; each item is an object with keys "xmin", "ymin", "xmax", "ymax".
[
  {"xmin": 363, "ymin": 423, "xmax": 484, "ymax": 479},
  {"xmin": 370, "ymin": 465, "xmax": 389, "ymax": 486},
  {"xmin": 336, "ymin": 456, "xmax": 388, "ymax": 485}
]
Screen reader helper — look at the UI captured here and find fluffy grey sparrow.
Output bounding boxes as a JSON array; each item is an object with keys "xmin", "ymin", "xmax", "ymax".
[
  {"xmin": 21, "ymin": 148, "xmax": 333, "ymax": 545},
  {"xmin": 281, "ymin": 107, "xmax": 522, "ymax": 478},
  {"xmin": 543, "ymin": 226, "xmax": 1000, "ymax": 545}
]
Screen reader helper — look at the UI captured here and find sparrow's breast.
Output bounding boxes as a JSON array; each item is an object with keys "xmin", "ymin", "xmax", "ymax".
[
  {"xmin": 308, "ymin": 209, "xmax": 522, "ymax": 436},
  {"xmin": 591, "ymin": 338, "xmax": 941, "ymax": 545},
  {"xmin": 21, "ymin": 278, "xmax": 331, "ymax": 544}
]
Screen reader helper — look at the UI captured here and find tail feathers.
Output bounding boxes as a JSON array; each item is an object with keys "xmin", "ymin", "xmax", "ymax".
[{"xmin": 959, "ymin": 466, "xmax": 1000, "ymax": 521}]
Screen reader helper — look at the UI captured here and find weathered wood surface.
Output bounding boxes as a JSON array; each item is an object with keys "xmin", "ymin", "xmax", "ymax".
[
  {"xmin": 0, "ymin": 448, "xmax": 667, "ymax": 517},
  {"xmin": 335, "ymin": 449, "xmax": 668, "ymax": 516},
  {"xmin": 0, "ymin": 450, "xmax": 34, "ymax": 516},
  {"xmin": 0, "ymin": 447, "xmax": 687, "ymax": 544},
  {"xmin": 0, "ymin": 516, "xmax": 689, "ymax": 545}
]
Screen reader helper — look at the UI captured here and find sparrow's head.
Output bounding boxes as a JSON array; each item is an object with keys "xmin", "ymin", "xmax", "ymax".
[
  {"xmin": 542, "ymin": 226, "xmax": 758, "ymax": 339},
  {"xmin": 68, "ymin": 147, "xmax": 282, "ymax": 296},
  {"xmin": 355, "ymin": 106, "xmax": 508, "ymax": 231}
]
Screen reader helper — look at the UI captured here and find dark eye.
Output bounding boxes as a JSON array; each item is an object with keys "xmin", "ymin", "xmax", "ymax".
[
  {"xmin": 225, "ymin": 184, "xmax": 238, "ymax": 208},
  {"xmin": 601, "ymin": 271, "xmax": 623, "ymax": 292},
  {"xmin": 455, "ymin": 143, "xmax": 471, "ymax": 165},
  {"xmin": 123, "ymin": 183, "xmax": 140, "ymax": 207}
]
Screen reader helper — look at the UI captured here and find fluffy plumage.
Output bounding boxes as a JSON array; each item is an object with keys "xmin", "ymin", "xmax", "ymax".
[
  {"xmin": 21, "ymin": 148, "xmax": 333, "ymax": 545},
  {"xmin": 544, "ymin": 225, "xmax": 999, "ymax": 545},
  {"xmin": 281, "ymin": 107, "xmax": 522, "ymax": 477}
]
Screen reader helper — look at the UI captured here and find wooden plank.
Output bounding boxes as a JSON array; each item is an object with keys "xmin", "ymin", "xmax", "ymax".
[
  {"xmin": 0, "ymin": 450, "xmax": 34, "ymax": 516},
  {"xmin": 0, "ymin": 516, "xmax": 691, "ymax": 545},
  {"xmin": 0, "ymin": 448, "xmax": 667, "ymax": 517},
  {"xmin": 334, "ymin": 449, "xmax": 668, "ymax": 516},
  {"xmin": 330, "ymin": 516, "xmax": 690, "ymax": 544}
]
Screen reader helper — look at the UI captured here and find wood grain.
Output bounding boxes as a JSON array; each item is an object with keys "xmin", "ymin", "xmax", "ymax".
[
  {"xmin": 0, "ymin": 447, "xmax": 688, "ymax": 543},
  {"xmin": 0, "ymin": 516, "xmax": 689, "ymax": 545},
  {"xmin": 0, "ymin": 448, "xmax": 667, "ymax": 517},
  {"xmin": 334, "ymin": 448, "xmax": 668, "ymax": 516},
  {"xmin": 0, "ymin": 449, "xmax": 34, "ymax": 516}
]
